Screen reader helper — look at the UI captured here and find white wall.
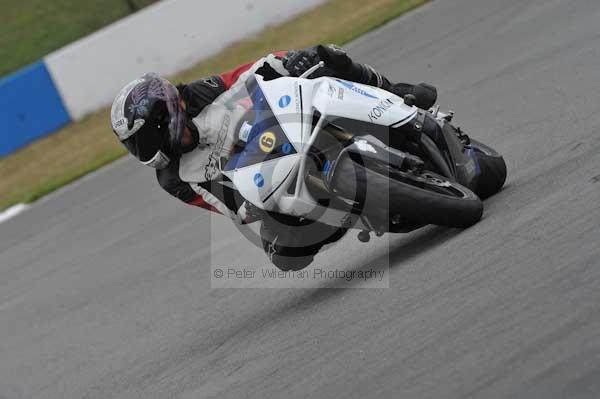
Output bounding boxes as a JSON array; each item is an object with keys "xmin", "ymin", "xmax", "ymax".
[{"xmin": 45, "ymin": 0, "xmax": 325, "ymax": 120}]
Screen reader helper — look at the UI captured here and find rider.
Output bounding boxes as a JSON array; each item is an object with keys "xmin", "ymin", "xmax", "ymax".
[{"xmin": 110, "ymin": 44, "xmax": 438, "ymax": 270}]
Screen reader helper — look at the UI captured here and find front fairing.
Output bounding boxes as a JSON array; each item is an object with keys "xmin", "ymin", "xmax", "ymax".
[
  {"xmin": 195, "ymin": 73, "xmax": 302, "ymax": 208},
  {"xmin": 311, "ymin": 78, "xmax": 417, "ymax": 128},
  {"xmin": 180, "ymin": 71, "xmax": 420, "ymax": 232},
  {"xmin": 178, "ymin": 71, "xmax": 299, "ymax": 186}
]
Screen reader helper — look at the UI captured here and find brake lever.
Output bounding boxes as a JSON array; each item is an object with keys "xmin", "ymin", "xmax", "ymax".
[{"xmin": 299, "ymin": 61, "xmax": 325, "ymax": 79}]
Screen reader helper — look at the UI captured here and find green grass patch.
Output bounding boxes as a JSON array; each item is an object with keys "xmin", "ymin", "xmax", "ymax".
[
  {"xmin": 0, "ymin": 0, "xmax": 157, "ymax": 77},
  {"xmin": 0, "ymin": 0, "xmax": 427, "ymax": 211}
]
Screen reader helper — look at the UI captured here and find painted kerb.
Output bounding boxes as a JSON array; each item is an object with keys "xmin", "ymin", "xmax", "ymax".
[{"xmin": 0, "ymin": 62, "xmax": 70, "ymax": 157}]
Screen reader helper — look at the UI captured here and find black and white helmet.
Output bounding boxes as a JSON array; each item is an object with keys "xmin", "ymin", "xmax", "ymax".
[{"xmin": 110, "ymin": 73, "xmax": 185, "ymax": 169}]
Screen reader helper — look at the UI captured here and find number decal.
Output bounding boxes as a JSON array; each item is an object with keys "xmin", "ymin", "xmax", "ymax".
[{"xmin": 259, "ymin": 132, "xmax": 276, "ymax": 153}]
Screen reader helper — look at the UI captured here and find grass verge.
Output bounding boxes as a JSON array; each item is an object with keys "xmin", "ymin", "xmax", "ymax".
[
  {"xmin": 0, "ymin": 0, "xmax": 158, "ymax": 77},
  {"xmin": 0, "ymin": 0, "xmax": 427, "ymax": 211}
]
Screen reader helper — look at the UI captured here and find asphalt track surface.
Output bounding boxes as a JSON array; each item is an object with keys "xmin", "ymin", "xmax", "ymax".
[{"xmin": 2, "ymin": 0, "xmax": 600, "ymax": 398}]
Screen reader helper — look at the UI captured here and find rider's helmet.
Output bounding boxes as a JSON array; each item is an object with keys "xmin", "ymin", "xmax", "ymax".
[{"xmin": 110, "ymin": 73, "xmax": 186, "ymax": 169}]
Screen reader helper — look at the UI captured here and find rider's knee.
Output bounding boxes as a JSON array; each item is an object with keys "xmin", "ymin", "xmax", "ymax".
[
  {"xmin": 413, "ymin": 83, "xmax": 437, "ymax": 109},
  {"xmin": 271, "ymin": 254, "xmax": 315, "ymax": 271},
  {"xmin": 474, "ymin": 153, "xmax": 507, "ymax": 199},
  {"xmin": 391, "ymin": 82, "xmax": 437, "ymax": 109}
]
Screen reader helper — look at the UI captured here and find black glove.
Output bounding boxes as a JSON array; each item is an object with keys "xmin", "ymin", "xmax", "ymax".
[
  {"xmin": 316, "ymin": 44, "xmax": 353, "ymax": 71},
  {"xmin": 282, "ymin": 49, "xmax": 319, "ymax": 77},
  {"xmin": 390, "ymin": 82, "xmax": 438, "ymax": 109}
]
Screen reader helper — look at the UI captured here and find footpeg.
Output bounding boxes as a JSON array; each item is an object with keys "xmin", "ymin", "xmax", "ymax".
[{"xmin": 455, "ymin": 126, "xmax": 471, "ymax": 145}]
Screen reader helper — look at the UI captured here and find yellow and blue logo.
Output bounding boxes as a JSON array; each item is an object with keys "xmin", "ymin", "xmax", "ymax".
[{"xmin": 259, "ymin": 131, "xmax": 277, "ymax": 153}]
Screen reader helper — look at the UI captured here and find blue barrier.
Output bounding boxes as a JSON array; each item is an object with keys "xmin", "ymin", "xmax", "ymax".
[{"xmin": 0, "ymin": 62, "xmax": 71, "ymax": 157}]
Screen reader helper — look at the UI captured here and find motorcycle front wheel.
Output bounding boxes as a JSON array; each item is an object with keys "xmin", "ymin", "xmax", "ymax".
[{"xmin": 328, "ymin": 154, "xmax": 484, "ymax": 231}]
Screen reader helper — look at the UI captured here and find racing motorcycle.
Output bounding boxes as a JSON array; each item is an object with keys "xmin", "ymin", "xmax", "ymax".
[{"xmin": 201, "ymin": 62, "xmax": 506, "ymax": 241}]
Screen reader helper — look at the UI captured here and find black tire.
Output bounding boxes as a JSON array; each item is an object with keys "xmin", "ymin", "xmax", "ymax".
[{"xmin": 329, "ymin": 154, "xmax": 483, "ymax": 230}]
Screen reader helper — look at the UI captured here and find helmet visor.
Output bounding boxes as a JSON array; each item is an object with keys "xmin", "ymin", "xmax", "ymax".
[
  {"xmin": 122, "ymin": 124, "xmax": 164, "ymax": 162},
  {"xmin": 157, "ymin": 77, "xmax": 186, "ymax": 153}
]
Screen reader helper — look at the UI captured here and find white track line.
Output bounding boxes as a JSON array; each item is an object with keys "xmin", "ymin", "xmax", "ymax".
[
  {"xmin": 0, "ymin": 204, "xmax": 30, "ymax": 224},
  {"xmin": 0, "ymin": 156, "xmax": 131, "ymax": 225}
]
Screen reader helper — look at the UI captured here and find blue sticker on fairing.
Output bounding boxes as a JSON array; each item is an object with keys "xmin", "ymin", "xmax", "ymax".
[
  {"xmin": 282, "ymin": 143, "xmax": 292, "ymax": 154},
  {"xmin": 335, "ymin": 79, "xmax": 378, "ymax": 99},
  {"xmin": 254, "ymin": 173, "xmax": 265, "ymax": 188},
  {"xmin": 278, "ymin": 95, "xmax": 292, "ymax": 108}
]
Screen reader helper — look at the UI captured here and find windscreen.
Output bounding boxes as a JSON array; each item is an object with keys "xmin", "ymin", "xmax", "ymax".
[{"xmin": 210, "ymin": 74, "xmax": 297, "ymax": 172}]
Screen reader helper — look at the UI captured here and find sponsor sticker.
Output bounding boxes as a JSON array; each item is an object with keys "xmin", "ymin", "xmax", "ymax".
[
  {"xmin": 259, "ymin": 131, "xmax": 277, "ymax": 153},
  {"xmin": 327, "ymin": 83, "xmax": 345, "ymax": 101},
  {"xmin": 282, "ymin": 143, "xmax": 293, "ymax": 154},
  {"xmin": 328, "ymin": 83, "xmax": 337, "ymax": 98},
  {"xmin": 335, "ymin": 79, "xmax": 378, "ymax": 99},
  {"xmin": 239, "ymin": 121, "xmax": 252, "ymax": 142},
  {"xmin": 254, "ymin": 173, "xmax": 265, "ymax": 188},
  {"xmin": 294, "ymin": 82, "xmax": 302, "ymax": 113},
  {"xmin": 278, "ymin": 95, "xmax": 292, "ymax": 108},
  {"xmin": 368, "ymin": 97, "xmax": 395, "ymax": 122}
]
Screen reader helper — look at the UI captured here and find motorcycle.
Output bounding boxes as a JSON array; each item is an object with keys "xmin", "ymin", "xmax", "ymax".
[{"xmin": 191, "ymin": 62, "xmax": 506, "ymax": 241}]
